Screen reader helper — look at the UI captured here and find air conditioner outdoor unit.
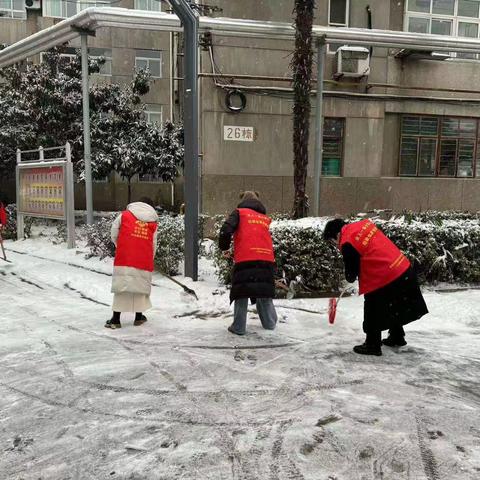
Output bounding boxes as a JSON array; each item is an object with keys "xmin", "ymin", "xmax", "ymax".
[
  {"xmin": 334, "ymin": 46, "xmax": 371, "ymax": 79},
  {"xmin": 25, "ymin": 0, "xmax": 41, "ymax": 10}
]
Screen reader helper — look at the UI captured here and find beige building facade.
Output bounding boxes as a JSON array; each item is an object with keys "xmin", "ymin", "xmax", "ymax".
[{"xmin": 2, "ymin": 0, "xmax": 480, "ymax": 215}]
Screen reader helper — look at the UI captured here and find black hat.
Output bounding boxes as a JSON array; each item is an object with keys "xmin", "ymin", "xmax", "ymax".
[{"xmin": 323, "ymin": 218, "xmax": 347, "ymax": 242}]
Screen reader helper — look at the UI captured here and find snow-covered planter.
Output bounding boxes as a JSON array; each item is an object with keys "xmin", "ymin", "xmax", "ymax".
[
  {"xmin": 2, "ymin": 204, "xmax": 33, "ymax": 240},
  {"xmin": 213, "ymin": 212, "xmax": 480, "ymax": 291}
]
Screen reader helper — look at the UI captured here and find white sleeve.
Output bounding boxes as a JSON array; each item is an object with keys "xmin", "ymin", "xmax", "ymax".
[{"xmin": 111, "ymin": 214, "xmax": 122, "ymax": 245}]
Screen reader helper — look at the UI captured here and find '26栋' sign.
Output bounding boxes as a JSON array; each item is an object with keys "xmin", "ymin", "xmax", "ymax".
[{"xmin": 224, "ymin": 126, "xmax": 255, "ymax": 142}]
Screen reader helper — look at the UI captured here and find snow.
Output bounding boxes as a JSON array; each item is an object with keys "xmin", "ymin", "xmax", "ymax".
[{"xmin": 1, "ymin": 232, "xmax": 480, "ymax": 480}]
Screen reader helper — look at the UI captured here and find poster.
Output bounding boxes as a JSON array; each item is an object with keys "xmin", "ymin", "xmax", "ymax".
[{"xmin": 18, "ymin": 166, "xmax": 66, "ymax": 219}]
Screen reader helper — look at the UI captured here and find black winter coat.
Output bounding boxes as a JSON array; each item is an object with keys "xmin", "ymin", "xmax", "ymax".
[
  {"xmin": 219, "ymin": 199, "xmax": 275, "ymax": 303},
  {"xmin": 341, "ymin": 243, "xmax": 428, "ymax": 333}
]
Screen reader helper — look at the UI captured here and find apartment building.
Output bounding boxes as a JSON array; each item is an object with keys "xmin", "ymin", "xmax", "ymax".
[{"xmin": 2, "ymin": 0, "xmax": 480, "ymax": 214}]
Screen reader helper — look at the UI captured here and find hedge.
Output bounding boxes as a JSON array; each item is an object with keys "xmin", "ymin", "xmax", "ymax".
[
  {"xmin": 84, "ymin": 212, "xmax": 207, "ymax": 276},
  {"xmin": 213, "ymin": 211, "xmax": 480, "ymax": 291}
]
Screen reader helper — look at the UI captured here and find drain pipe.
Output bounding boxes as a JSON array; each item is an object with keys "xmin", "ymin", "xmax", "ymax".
[{"xmin": 366, "ymin": 5, "xmax": 373, "ymax": 57}]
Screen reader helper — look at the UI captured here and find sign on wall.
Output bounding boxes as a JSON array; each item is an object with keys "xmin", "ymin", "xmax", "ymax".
[
  {"xmin": 18, "ymin": 166, "xmax": 66, "ymax": 219},
  {"xmin": 224, "ymin": 126, "xmax": 255, "ymax": 142}
]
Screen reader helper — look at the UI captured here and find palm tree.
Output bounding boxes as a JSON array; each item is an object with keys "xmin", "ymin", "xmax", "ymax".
[{"xmin": 291, "ymin": 0, "xmax": 315, "ymax": 218}]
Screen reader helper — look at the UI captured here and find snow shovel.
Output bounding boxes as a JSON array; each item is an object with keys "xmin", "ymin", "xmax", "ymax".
[
  {"xmin": 157, "ymin": 272, "xmax": 199, "ymax": 300},
  {"xmin": 328, "ymin": 287, "xmax": 348, "ymax": 325}
]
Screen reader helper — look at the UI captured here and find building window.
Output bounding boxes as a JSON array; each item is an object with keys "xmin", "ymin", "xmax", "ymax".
[
  {"xmin": 145, "ymin": 105, "xmax": 163, "ymax": 125},
  {"xmin": 43, "ymin": 0, "xmax": 108, "ymax": 19},
  {"xmin": 328, "ymin": 0, "xmax": 350, "ymax": 53},
  {"xmin": 322, "ymin": 118, "xmax": 344, "ymax": 176},
  {"xmin": 134, "ymin": 0, "xmax": 161, "ymax": 11},
  {"xmin": 0, "ymin": 0, "xmax": 25, "ymax": 19},
  {"xmin": 406, "ymin": 0, "xmax": 480, "ymax": 58},
  {"xmin": 399, "ymin": 115, "xmax": 477, "ymax": 177},
  {"xmin": 135, "ymin": 50, "xmax": 162, "ymax": 78}
]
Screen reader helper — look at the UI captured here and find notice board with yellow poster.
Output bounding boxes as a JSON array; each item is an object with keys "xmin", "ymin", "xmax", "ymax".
[
  {"xmin": 16, "ymin": 144, "xmax": 76, "ymax": 248},
  {"xmin": 18, "ymin": 165, "xmax": 66, "ymax": 219}
]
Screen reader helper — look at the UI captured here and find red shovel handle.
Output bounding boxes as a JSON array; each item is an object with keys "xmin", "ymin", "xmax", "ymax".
[{"xmin": 328, "ymin": 298, "xmax": 337, "ymax": 324}]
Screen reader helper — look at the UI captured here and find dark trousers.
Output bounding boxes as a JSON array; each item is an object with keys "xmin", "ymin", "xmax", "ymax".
[{"xmin": 366, "ymin": 325, "xmax": 405, "ymax": 346}]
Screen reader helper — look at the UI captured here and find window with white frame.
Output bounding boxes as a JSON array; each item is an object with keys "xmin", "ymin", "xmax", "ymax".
[
  {"xmin": 135, "ymin": 49, "xmax": 163, "ymax": 78},
  {"xmin": 43, "ymin": 0, "xmax": 108, "ymax": 19},
  {"xmin": 134, "ymin": 0, "xmax": 161, "ymax": 12},
  {"xmin": 328, "ymin": 0, "xmax": 350, "ymax": 53},
  {"xmin": 145, "ymin": 105, "xmax": 163, "ymax": 125},
  {"xmin": 0, "ymin": 0, "xmax": 25, "ymax": 19},
  {"xmin": 405, "ymin": 0, "xmax": 480, "ymax": 58}
]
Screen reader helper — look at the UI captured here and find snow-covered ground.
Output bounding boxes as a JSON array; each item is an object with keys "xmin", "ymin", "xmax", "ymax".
[{"xmin": 1, "ymin": 233, "xmax": 480, "ymax": 480}]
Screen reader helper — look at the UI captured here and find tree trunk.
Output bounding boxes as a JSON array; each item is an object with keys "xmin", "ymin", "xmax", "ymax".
[
  {"xmin": 291, "ymin": 0, "xmax": 315, "ymax": 219},
  {"xmin": 127, "ymin": 178, "xmax": 132, "ymax": 204}
]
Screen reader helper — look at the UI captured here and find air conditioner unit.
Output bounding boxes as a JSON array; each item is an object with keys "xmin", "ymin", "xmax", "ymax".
[
  {"xmin": 25, "ymin": 0, "xmax": 41, "ymax": 10},
  {"xmin": 334, "ymin": 46, "xmax": 371, "ymax": 79}
]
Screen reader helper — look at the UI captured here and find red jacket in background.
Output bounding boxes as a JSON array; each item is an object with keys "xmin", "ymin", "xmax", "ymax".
[
  {"xmin": 113, "ymin": 210, "xmax": 157, "ymax": 272},
  {"xmin": 0, "ymin": 203, "xmax": 7, "ymax": 227},
  {"xmin": 233, "ymin": 208, "xmax": 275, "ymax": 264},
  {"xmin": 340, "ymin": 219, "xmax": 410, "ymax": 295}
]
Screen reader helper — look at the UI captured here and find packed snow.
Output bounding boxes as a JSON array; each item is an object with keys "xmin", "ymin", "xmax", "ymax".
[{"xmin": 1, "ymin": 230, "xmax": 480, "ymax": 480}]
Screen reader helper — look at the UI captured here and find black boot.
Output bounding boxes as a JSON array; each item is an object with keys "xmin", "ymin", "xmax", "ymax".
[
  {"xmin": 105, "ymin": 312, "xmax": 121, "ymax": 329},
  {"xmin": 353, "ymin": 343, "xmax": 382, "ymax": 356},
  {"xmin": 134, "ymin": 313, "xmax": 147, "ymax": 326},
  {"xmin": 353, "ymin": 331, "xmax": 382, "ymax": 356},
  {"xmin": 382, "ymin": 326, "xmax": 407, "ymax": 347},
  {"xmin": 382, "ymin": 336, "xmax": 407, "ymax": 347}
]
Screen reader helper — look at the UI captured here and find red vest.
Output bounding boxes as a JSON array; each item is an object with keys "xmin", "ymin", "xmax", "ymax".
[
  {"xmin": 0, "ymin": 203, "xmax": 6, "ymax": 227},
  {"xmin": 114, "ymin": 210, "xmax": 157, "ymax": 272},
  {"xmin": 339, "ymin": 219, "xmax": 410, "ymax": 295},
  {"xmin": 233, "ymin": 208, "xmax": 275, "ymax": 264}
]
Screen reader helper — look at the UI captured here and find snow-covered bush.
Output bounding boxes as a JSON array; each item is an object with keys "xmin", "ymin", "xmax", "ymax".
[
  {"xmin": 213, "ymin": 211, "xmax": 480, "ymax": 291},
  {"xmin": 154, "ymin": 215, "xmax": 184, "ymax": 275},
  {"xmin": 84, "ymin": 214, "xmax": 117, "ymax": 259},
  {"xmin": 2, "ymin": 204, "xmax": 33, "ymax": 240},
  {"xmin": 84, "ymin": 212, "xmax": 207, "ymax": 276}
]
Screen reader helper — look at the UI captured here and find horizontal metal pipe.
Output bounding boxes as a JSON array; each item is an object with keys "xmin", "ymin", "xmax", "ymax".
[
  {"xmin": 214, "ymin": 82, "xmax": 480, "ymax": 104},
  {"xmin": 3, "ymin": 7, "xmax": 480, "ymax": 68},
  {"xmin": 199, "ymin": 72, "xmax": 480, "ymax": 96}
]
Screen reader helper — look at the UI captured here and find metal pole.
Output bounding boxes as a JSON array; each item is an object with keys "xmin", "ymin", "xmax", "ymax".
[
  {"xmin": 65, "ymin": 142, "xmax": 76, "ymax": 249},
  {"xmin": 81, "ymin": 33, "xmax": 94, "ymax": 225},
  {"xmin": 170, "ymin": 0, "xmax": 199, "ymax": 281},
  {"xmin": 16, "ymin": 149, "xmax": 24, "ymax": 241},
  {"xmin": 313, "ymin": 37, "xmax": 326, "ymax": 217}
]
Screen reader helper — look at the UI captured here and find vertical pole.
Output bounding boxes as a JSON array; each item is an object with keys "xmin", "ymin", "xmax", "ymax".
[
  {"xmin": 39, "ymin": 146, "xmax": 44, "ymax": 161},
  {"xmin": 65, "ymin": 143, "xmax": 76, "ymax": 249},
  {"xmin": 313, "ymin": 37, "xmax": 326, "ymax": 217},
  {"xmin": 171, "ymin": 0, "xmax": 199, "ymax": 281},
  {"xmin": 81, "ymin": 33, "xmax": 94, "ymax": 225},
  {"xmin": 16, "ymin": 149, "xmax": 24, "ymax": 241}
]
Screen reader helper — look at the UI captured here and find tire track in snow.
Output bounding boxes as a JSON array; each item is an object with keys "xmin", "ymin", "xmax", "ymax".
[{"xmin": 415, "ymin": 415, "xmax": 441, "ymax": 480}]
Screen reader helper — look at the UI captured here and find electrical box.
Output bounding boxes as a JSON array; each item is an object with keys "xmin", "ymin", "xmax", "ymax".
[{"xmin": 334, "ymin": 46, "xmax": 370, "ymax": 79}]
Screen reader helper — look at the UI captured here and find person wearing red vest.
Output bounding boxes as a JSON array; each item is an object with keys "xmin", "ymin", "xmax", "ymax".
[
  {"xmin": 323, "ymin": 218, "xmax": 428, "ymax": 356},
  {"xmin": 0, "ymin": 201, "xmax": 7, "ymax": 229},
  {"xmin": 219, "ymin": 191, "xmax": 278, "ymax": 335},
  {"xmin": 105, "ymin": 197, "xmax": 159, "ymax": 329}
]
